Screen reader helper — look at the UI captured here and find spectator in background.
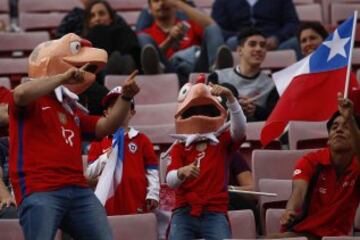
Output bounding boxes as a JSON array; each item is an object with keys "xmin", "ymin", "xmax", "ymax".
[
  {"xmin": 297, "ymin": 22, "xmax": 328, "ymax": 58},
  {"xmin": 211, "ymin": 0, "xmax": 300, "ymax": 57},
  {"xmin": 139, "ymin": 0, "xmax": 232, "ymax": 86},
  {"xmin": 208, "ymin": 27, "xmax": 278, "ymax": 122},
  {"xmin": 85, "ymin": 86, "xmax": 160, "ymax": 215}
]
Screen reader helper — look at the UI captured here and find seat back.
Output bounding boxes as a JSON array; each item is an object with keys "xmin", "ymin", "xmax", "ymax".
[
  {"xmin": 228, "ymin": 210, "xmax": 257, "ymax": 239},
  {"xmin": 288, "ymin": 121, "xmax": 328, "ymax": 150},
  {"xmin": 108, "ymin": 213, "xmax": 158, "ymax": 240},
  {"xmin": 104, "ymin": 74, "xmax": 179, "ymax": 104},
  {"xmin": 295, "ymin": 3, "xmax": 323, "ymax": 23},
  {"xmin": 265, "ymin": 208, "xmax": 285, "ymax": 235},
  {"xmin": 252, "ymin": 149, "xmax": 314, "ymax": 190}
]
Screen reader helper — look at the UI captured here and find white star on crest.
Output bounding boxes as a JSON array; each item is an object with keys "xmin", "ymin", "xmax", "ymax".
[{"xmin": 322, "ymin": 30, "xmax": 350, "ymax": 62}]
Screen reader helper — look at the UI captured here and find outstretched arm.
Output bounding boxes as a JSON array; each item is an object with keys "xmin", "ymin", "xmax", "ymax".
[{"xmin": 95, "ymin": 71, "xmax": 140, "ymax": 139}]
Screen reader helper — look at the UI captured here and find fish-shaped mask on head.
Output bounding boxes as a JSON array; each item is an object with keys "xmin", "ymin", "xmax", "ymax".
[{"xmin": 28, "ymin": 33, "xmax": 108, "ymax": 94}]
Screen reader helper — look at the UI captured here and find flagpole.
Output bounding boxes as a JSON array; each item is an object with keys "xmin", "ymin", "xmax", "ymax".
[{"xmin": 344, "ymin": 11, "xmax": 358, "ymax": 98}]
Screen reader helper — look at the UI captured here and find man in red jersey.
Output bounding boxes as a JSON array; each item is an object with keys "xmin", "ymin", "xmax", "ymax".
[
  {"xmin": 9, "ymin": 33, "xmax": 139, "ymax": 240},
  {"xmin": 269, "ymin": 93, "xmax": 360, "ymax": 240}
]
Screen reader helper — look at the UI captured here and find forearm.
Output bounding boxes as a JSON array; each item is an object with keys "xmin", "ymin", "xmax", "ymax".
[
  {"xmin": 159, "ymin": 37, "xmax": 174, "ymax": 53},
  {"xmin": 95, "ymin": 97, "xmax": 131, "ymax": 139},
  {"xmin": 175, "ymin": 0, "xmax": 214, "ymax": 28},
  {"xmin": 13, "ymin": 74, "xmax": 65, "ymax": 107},
  {"xmin": 286, "ymin": 180, "xmax": 308, "ymax": 211},
  {"xmin": 146, "ymin": 169, "xmax": 160, "ymax": 201},
  {"xmin": 228, "ymin": 99, "xmax": 246, "ymax": 141}
]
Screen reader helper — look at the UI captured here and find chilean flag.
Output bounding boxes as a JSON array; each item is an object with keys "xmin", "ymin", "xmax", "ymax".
[
  {"xmin": 260, "ymin": 13, "xmax": 360, "ymax": 146},
  {"xmin": 95, "ymin": 128, "xmax": 125, "ymax": 205}
]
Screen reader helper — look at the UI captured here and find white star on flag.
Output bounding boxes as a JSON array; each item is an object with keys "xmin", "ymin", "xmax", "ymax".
[{"xmin": 322, "ymin": 30, "xmax": 350, "ymax": 62}]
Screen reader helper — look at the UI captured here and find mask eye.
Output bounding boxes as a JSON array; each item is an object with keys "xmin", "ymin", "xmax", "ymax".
[
  {"xmin": 178, "ymin": 83, "xmax": 191, "ymax": 102},
  {"xmin": 70, "ymin": 41, "xmax": 81, "ymax": 54}
]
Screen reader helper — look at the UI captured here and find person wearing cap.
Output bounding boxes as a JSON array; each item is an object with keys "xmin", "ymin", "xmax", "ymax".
[
  {"xmin": 85, "ymin": 86, "xmax": 160, "ymax": 215},
  {"xmin": 268, "ymin": 93, "xmax": 360, "ymax": 239}
]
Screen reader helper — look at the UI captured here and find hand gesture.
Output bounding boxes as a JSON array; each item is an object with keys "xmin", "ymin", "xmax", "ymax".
[
  {"xmin": 209, "ymin": 83, "xmax": 235, "ymax": 102},
  {"xmin": 146, "ymin": 199, "xmax": 159, "ymax": 211},
  {"xmin": 279, "ymin": 209, "xmax": 297, "ymax": 227},
  {"xmin": 169, "ymin": 22, "xmax": 186, "ymax": 42},
  {"xmin": 0, "ymin": 194, "xmax": 16, "ymax": 210},
  {"xmin": 178, "ymin": 160, "xmax": 200, "ymax": 180},
  {"xmin": 61, "ymin": 63, "xmax": 89, "ymax": 85},
  {"xmin": 239, "ymin": 97, "xmax": 256, "ymax": 117},
  {"xmin": 338, "ymin": 92, "xmax": 354, "ymax": 122},
  {"xmin": 122, "ymin": 70, "xmax": 140, "ymax": 98}
]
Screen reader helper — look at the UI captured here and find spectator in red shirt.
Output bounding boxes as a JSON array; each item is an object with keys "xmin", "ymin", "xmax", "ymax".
[
  {"xmin": 269, "ymin": 94, "xmax": 360, "ymax": 239},
  {"xmin": 9, "ymin": 66, "xmax": 140, "ymax": 239},
  {"xmin": 138, "ymin": 0, "xmax": 233, "ymax": 86}
]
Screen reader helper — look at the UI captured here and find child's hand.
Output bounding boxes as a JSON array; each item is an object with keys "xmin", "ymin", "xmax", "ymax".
[
  {"xmin": 209, "ymin": 83, "xmax": 235, "ymax": 103},
  {"xmin": 146, "ymin": 199, "xmax": 159, "ymax": 211},
  {"xmin": 177, "ymin": 160, "xmax": 200, "ymax": 180}
]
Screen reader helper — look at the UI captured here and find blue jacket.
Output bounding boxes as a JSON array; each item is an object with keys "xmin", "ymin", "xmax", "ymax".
[{"xmin": 211, "ymin": 0, "xmax": 299, "ymax": 43}]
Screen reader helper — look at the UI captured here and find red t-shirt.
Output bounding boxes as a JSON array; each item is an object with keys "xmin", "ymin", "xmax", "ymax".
[
  {"xmin": 9, "ymin": 96, "xmax": 99, "ymax": 205},
  {"xmin": 167, "ymin": 130, "xmax": 241, "ymax": 216},
  {"xmin": 88, "ymin": 129, "xmax": 158, "ymax": 215},
  {"xmin": 142, "ymin": 19, "xmax": 203, "ymax": 58},
  {"xmin": 292, "ymin": 148, "xmax": 360, "ymax": 237}
]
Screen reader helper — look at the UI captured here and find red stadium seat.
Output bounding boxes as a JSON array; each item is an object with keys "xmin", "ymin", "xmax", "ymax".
[
  {"xmin": 295, "ymin": 3, "xmax": 323, "ymax": 23},
  {"xmin": 228, "ymin": 210, "xmax": 257, "ymax": 239},
  {"xmin": 18, "ymin": 0, "xmax": 81, "ymax": 13},
  {"xmin": 19, "ymin": 12, "xmax": 66, "ymax": 34},
  {"xmin": 0, "ymin": 58, "xmax": 28, "ymax": 86},
  {"xmin": 288, "ymin": 121, "xmax": 328, "ymax": 150},
  {"xmin": 0, "ymin": 31, "xmax": 50, "ymax": 57},
  {"xmin": 108, "ymin": 213, "xmax": 158, "ymax": 240},
  {"xmin": 0, "ymin": 0, "xmax": 9, "ymax": 13},
  {"xmin": 251, "ymin": 149, "xmax": 314, "ymax": 190},
  {"xmin": 104, "ymin": 74, "xmax": 179, "ymax": 104}
]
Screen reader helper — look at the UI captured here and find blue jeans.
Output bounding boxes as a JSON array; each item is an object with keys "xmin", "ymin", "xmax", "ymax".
[
  {"xmin": 168, "ymin": 207, "xmax": 231, "ymax": 240},
  {"xmin": 18, "ymin": 186, "xmax": 112, "ymax": 240}
]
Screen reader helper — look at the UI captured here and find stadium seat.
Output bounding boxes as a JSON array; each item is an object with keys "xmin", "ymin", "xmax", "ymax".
[
  {"xmin": 353, "ymin": 48, "xmax": 360, "ymax": 70},
  {"xmin": 0, "ymin": 58, "xmax": 28, "ymax": 83},
  {"xmin": 233, "ymin": 50, "xmax": 297, "ymax": 72},
  {"xmin": 19, "ymin": 12, "xmax": 66, "ymax": 33},
  {"xmin": 228, "ymin": 210, "xmax": 257, "ymax": 239},
  {"xmin": 18, "ymin": 0, "xmax": 81, "ymax": 13},
  {"xmin": 239, "ymin": 121, "xmax": 282, "ymax": 168},
  {"xmin": 118, "ymin": 11, "xmax": 140, "ymax": 27},
  {"xmin": 293, "ymin": 0, "xmax": 313, "ymax": 4},
  {"xmin": 132, "ymin": 102, "xmax": 177, "ymax": 126},
  {"xmin": 265, "ymin": 208, "xmax": 285, "ymax": 235},
  {"xmin": 251, "ymin": 149, "xmax": 314, "ymax": 190},
  {"xmin": 104, "ymin": 74, "xmax": 179, "ymax": 104},
  {"xmin": 288, "ymin": 121, "xmax": 328, "ymax": 150},
  {"xmin": 0, "ymin": 77, "xmax": 11, "ymax": 89},
  {"xmin": 322, "ymin": 237, "xmax": 360, "ymax": 240},
  {"xmin": 134, "ymin": 124, "xmax": 175, "ymax": 145},
  {"xmin": 0, "ymin": 219, "xmax": 62, "ymax": 240},
  {"xmin": 330, "ymin": 3, "xmax": 360, "ymax": 25},
  {"xmin": 108, "ymin": 213, "xmax": 158, "ymax": 240},
  {"xmin": 295, "ymin": 3, "xmax": 323, "ymax": 23},
  {"xmin": 0, "ymin": 0, "xmax": 8, "ymax": 13},
  {"xmin": 0, "ymin": 31, "xmax": 50, "ymax": 57},
  {"xmin": 108, "ymin": 0, "xmax": 146, "ymax": 11},
  {"xmin": 258, "ymin": 179, "xmax": 292, "ymax": 215}
]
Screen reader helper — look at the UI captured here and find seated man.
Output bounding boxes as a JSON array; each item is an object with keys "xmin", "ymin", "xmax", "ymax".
[
  {"xmin": 269, "ymin": 93, "xmax": 360, "ymax": 239},
  {"xmin": 208, "ymin": 27, "xmax": 278, "ymax": 122},
  {"xmin": 139, "ymin": 0, "xmax": 232, "ymax": 85}
]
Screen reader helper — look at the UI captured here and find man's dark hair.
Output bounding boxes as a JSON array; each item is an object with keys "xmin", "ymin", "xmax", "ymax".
[
  {"xmin": 237, "ymin": 27, "xmax": 266, "ymax": 46},
  {"xmin": 296, "ymin": 22, "xmax": 328, "ymax": 42},
  {"xmin": 326, "ymin": 111, "xmax": 360, "ymax": 132}
]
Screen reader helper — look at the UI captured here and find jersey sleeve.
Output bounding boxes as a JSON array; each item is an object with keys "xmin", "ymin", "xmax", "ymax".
[
  {"xmin": 167, "ymin": 143, "xmax": 185, "ymax": 173},
  {"xmin": 292, "ymin": 151, "xmax": 319, "ymax": 182},
  {"xmin": 141, "ymin": 134, "xmax": 158, "ymax": 170},
  {"xmin": 77, "ymin": 110, "xmax": 100, "ymax": 141},
  {"xmin": 87, "ymin": 141, "xmax": 103, "ymax": 163}
]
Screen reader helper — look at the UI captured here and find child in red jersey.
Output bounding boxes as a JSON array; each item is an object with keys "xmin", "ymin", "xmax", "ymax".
[
  {"xmin": 85, "ymin": 86, "xmax": 160, "ymax": 215},
  {"xmin": 166, "ymin": 83, "xmax": 246, "ymax": 239}
]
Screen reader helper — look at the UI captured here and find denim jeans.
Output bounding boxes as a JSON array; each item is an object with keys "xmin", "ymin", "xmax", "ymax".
[
  {"xmin": 168, "ymin": 207, "xmax": 231, "ymax": 240},
  {"xmin": 18, "ymin": 186, "xmax": 112, "ymax": 240}
]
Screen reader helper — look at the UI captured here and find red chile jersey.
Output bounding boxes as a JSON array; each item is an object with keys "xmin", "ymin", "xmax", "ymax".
[
  {"xmin": 292, "ymin": 148, "xmax": 360, "ymax": 237},
  {"xmin": 167, "ymin": 130, "xmax": 241, "ymax": 216},
  {"xmin": 9, "ymin": 95, "xmax": 99, "ymax": 205}
]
